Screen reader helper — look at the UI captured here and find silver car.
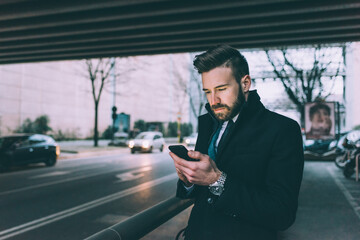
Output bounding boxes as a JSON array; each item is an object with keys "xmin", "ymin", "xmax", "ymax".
[
  {"xmin": 128, "ymin": 131, "xmax": 165, "ymax": 154},
  {"xmin": 184, "ymin": 133, "xmax": 198, "ymax": 147}
]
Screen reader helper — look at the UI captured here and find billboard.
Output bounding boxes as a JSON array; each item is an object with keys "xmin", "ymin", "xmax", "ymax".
[
  {"xmin": 305, "ymin": 102, "xmax": 335, "ymax": 140},
  {"xmin": 115, "ymin": 113, "xmax": 130, "ymax": 133}
]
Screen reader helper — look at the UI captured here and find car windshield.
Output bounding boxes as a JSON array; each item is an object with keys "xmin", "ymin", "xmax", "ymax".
[{"xmin": 135, "ymin": 133, "xmax": 153, "ymax": 140}]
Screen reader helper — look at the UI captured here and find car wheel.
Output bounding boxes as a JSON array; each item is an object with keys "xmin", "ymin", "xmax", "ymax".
[
  {"xmin": 160, "ymin": 145, "xmax": 164, "ymax": 152},
  {"xmin": 45, "ymin": 153, "xmax": 57, "ymax": 167},
  {"xmin": 131, "ymin": 149, "xmax": 135, "ymax": 154},
  {"xmin": 148, "ymin": 146, "xmax": 153, "ymax": 153}
]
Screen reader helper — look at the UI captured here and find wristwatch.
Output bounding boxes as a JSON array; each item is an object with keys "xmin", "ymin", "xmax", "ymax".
[{"xmin": 208, "ymin": 171, "xmax": 227, "ymax": 196}]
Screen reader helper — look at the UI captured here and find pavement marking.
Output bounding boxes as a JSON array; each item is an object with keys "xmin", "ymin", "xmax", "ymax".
[
  {"xmin": 327, "ymin": 166, "xmax": 360, "ymax": 220},
  {"xmin": 0, "ymin": 172, "xmax": 178, "ymax": 240},
  {"xmin": 0, "ymin": 161, "xmax": 161, "ymax": 196},
  {"xmin": 115, "ymin": 166, "xmax": 152, "ymax": 183},
  {"xmin": 29, "ymin": 171, "xmax": 70, "ymax": 179}
]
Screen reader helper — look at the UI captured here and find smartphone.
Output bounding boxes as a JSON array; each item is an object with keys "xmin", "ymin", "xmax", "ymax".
[{"xmin": 168, "ymin": 145, "xmax": 198, "ymax": 161}]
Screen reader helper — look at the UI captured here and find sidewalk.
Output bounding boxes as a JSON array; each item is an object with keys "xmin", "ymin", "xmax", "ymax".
[
  {"xmin": 281, "ymin": 161, "xmax": 360, "ymax": 239},
  {"xmin": 57, "ymin": 138, "xmax": 182, "ymax": 160},
  {"xmin": 57, "ymin": 140, "xmax": 129, "ymax": 160}
]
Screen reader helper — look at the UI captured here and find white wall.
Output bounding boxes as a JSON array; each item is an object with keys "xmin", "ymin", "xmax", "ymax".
[
  {"xmin": 0, "ymin": 54, "xmax": 191, "ymax": 137},
  {"xmin": 345, "ymin": 42, "xmax": 360, "ymax": 130}
]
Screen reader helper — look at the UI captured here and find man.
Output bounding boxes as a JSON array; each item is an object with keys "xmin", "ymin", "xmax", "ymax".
[
  {"xmin": 306, "ymin": 102, "xmax": 333, "ymax": 139},
  {"xmin": 170, "ymin": 45, "xmax": 304, "ymax": 240}
]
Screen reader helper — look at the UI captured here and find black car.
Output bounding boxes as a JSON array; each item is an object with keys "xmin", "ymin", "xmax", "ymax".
[
  {"xmin": 303, "ymin": 138, "xmax": 338, "ymax": 160},
  {"xmin": 0, "ymin": 134, "xmax": 60, "ymax": 170}
]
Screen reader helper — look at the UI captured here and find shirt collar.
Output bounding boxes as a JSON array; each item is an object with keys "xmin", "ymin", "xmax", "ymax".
[{"xmin": 232, "ymin": 113, "xmax": 239, "ymax": 123}]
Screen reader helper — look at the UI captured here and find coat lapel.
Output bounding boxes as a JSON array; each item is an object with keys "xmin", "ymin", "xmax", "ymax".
[{"xmin": 216, "ymin": 102, "xmax": 247, "ymax": 165}]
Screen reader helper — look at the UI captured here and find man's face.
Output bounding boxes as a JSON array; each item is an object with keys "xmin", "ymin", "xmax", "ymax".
[
  {"xmin": 310, "ymin": 108, "xmax": 332, "ymax": 135},
  {"xmin": 202, "ymin": 67, "xmax": 242, "ymax": 121}
]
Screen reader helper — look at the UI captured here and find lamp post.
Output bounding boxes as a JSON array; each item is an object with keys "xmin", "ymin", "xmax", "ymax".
[
  {"xmin": 112, "ymin": 106, "xmax": 117, "ymax": 141},
  {"xmin": 177, "ymin": 111, "xmax": 181, "ymax": 143}
]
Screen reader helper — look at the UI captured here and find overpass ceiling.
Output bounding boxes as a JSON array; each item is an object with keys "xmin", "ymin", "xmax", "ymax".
[{"xmin": 1, "ymin": 0, "xmax": 360, "ymax": 64}]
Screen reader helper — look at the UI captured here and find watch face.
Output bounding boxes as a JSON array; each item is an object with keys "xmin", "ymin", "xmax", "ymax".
[{"xmin": 210, "ymin": 186, "xmax": 223, "ymax": 196}]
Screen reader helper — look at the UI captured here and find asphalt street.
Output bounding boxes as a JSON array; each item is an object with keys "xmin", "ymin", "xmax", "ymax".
[{"xmin": 0, "ymin": 151, "xmax": 179, "ymax": 240}]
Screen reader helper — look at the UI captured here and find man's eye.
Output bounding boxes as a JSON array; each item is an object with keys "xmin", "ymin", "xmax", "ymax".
[
  {"xmin": 204, "ymin": 91, "xmax": 210, "ymax": 95},
  {"xmin": 218, "ymin": 88, "xmax": 226, "ymax": 91}
]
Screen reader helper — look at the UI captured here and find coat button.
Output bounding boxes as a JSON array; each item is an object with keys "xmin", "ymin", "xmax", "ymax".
[
  {"xmin": 232, "ymin": 214, "xmax": 237, "ymax": 218},
  {"xmin": 207, "ymin": 197, "xmax": 213, "ymax": 204}
]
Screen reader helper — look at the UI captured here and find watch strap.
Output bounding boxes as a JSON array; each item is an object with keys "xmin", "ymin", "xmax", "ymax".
[{"xmin": 209, "ymin": 171, "xmax": 227, "ymax": 187}]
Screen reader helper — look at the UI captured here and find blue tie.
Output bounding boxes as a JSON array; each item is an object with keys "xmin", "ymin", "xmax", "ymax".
[{"xmin": 208, "ymin": 124, "xmax": 222, "ymax": 161}]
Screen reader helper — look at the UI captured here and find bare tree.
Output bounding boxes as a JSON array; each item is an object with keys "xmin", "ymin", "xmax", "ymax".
[
  {"xmin": 188, "ymin": 57, "xmax": 207, "ymax": 119},
  {"xmin": 174, "ymin": 53, "xmax": 206, "ymax": 124},
  {"xmin": 85, "ymin": 58, "xmax": 115, "ymax": 147},
  {"xmin": 102, "ymin": 57, "xmax": 141, "ymax": 98},
  {"xmin": 265, "ymin": 44, "xmax": 346, "ymax": 125},
  {"xmin": 85, "ymin": 57, "xmax": 148, "ymax": 146}
]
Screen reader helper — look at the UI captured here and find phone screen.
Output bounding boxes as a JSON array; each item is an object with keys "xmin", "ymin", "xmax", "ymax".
[{"xmin": 168, "ymin": 145, "xmax": 198, "ymax": 161}]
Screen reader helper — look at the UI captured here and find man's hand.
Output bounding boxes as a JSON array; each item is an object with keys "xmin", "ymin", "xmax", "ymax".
[{"xmin": 169, "ymin": 150, "xmax": 222, "ymax": 186}]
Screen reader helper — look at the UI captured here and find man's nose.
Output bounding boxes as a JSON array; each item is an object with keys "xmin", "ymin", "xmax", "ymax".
[{"xmin": 210, "ymin": 93, "xmax": 220, "ymax": 105}]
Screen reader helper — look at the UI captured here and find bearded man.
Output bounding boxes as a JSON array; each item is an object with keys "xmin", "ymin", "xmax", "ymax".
[{"xmin": 170, "ymin": 45, "xmax": 304, "ymax": 240}]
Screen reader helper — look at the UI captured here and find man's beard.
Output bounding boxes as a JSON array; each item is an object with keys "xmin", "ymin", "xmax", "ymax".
[{"xmin": 211, "ymin": 92, "xmax": 244, "ymax": 121}]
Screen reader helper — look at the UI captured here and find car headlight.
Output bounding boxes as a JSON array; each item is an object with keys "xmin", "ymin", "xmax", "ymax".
[
  {"xmin": 142, "ymin": 140, "xmax": 150, "ymax": 148},
  {"xmin": 185, "ymin": 139, "xmax": 190, "ymax": 144},
  {"xmin": 129, "ymin": 140, "xmax": 134, "ymax": 148},
  {"xmin": 56, "ymin": 146, "xmax": 60, "ymax": 156}
]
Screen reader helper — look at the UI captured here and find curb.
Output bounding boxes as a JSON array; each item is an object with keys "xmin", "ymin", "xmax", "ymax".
[{"xmin": 59, "ymin": 148, "xmax": 129, "ymax": 160}]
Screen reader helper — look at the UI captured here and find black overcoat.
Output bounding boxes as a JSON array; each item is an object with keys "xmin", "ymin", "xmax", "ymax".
[{"xmin": 176, "ymin": 91, "xmax": 304, "ymax": 240}]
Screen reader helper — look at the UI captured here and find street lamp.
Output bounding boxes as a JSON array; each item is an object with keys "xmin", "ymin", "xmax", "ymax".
[
  {"xmin": 177, "ymin": 111, "xmax": 181, "ymax": 143},
  {"xmin": 112, "ymin": 106, "xmax": 117, "ymax": 141}
]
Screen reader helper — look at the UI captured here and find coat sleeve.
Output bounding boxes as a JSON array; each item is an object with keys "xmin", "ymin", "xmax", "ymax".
[
  {"xmin": 176, "ymin": 179, "xmax": 204, "ymax": 199},
  {"xmin": 213, "ymin": 120, "xmax": 304, "ymax": 231}
]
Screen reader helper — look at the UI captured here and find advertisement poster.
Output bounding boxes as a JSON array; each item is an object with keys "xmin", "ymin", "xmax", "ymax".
[{"xmin": 305, "ymin": 102, "xmax": 335, "ymax": 140}]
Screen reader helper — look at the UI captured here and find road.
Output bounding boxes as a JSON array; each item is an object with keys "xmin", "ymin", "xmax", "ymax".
[{"xmin": 0, "ymin": 151, "xmax": 178, "ymax": 240}]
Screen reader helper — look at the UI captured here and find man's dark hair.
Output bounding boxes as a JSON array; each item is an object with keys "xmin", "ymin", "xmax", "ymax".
[
  {"xmin": 309, "ymin": 103, "xmax": 331, "ymax": 120},
  {"xmin": 193, "ymin": 44, "xmax": 249, "ymax": 83}
]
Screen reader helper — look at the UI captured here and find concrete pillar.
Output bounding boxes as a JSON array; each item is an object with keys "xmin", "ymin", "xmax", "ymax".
[{"xmin": 345, "ymin": 42, "xmax": 360, "ymax": 130}]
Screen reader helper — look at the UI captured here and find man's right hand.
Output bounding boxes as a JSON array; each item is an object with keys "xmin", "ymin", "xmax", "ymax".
[{"xmin": 170, "ymin": 150, "xmax": 221, "ymax": 186}]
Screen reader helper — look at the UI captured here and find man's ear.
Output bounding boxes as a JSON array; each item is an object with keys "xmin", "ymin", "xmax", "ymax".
[{"xmin": 241, "ymin": 75, "xmax": 251, "ymax": 93}]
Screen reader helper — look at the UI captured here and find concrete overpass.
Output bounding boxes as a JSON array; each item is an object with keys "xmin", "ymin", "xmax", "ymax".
[{"xmin": 1, "ymin": 0, "xmax": 360, "ymax": 64}]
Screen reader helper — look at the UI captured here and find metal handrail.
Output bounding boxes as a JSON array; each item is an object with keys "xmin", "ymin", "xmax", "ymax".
[{"xmin": 85, "ymin": 196, "xmax": 194, "ymax": 240}]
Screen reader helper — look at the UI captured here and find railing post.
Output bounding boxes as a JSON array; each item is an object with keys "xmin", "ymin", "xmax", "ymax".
[{"xmin": 356, "ymin": 153, "xmax": 360, "ymax": 182}]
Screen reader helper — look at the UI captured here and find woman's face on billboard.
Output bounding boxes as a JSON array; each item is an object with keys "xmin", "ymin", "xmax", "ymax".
[{"xmin": 310, "ymin": 108, "xmax": 332, "ymax": 135}]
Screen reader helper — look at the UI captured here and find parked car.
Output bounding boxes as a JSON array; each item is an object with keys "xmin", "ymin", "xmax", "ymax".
[
  {"xmin": 0, "ymin": 134, "xmax": 60, "ymax": 170},
  {"xmin": 303, "ymin": 138, "xmax": 337, "ymax": 160},
  {"xmin": 184, "ymin": 133, "xmax": 198, "ymax": 147},
  {"xmin": 128, "ymin": 131, "xmax": 165, "ymax": 153},
  {"xmin": 108, "ymin": 132, "xmax": 129, "ymax": 146}
]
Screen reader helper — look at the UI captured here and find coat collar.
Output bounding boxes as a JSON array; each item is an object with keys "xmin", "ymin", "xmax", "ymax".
[{"xmin": 202, "ymin": 90, "xmax": 264, "ymax": 165}]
